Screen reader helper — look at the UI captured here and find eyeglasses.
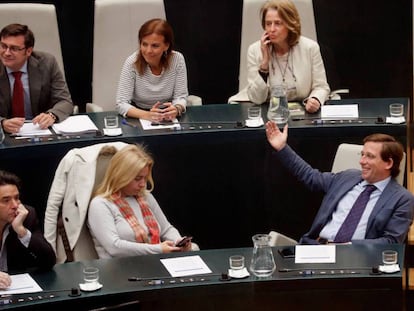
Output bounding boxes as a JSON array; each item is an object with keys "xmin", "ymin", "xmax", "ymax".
[
  {"xmin": 359, "ymin": 151, "xmax": 376, "ymax": 160},
  {"xmin": 0, "ymin": 42, "xmax": 26, "ymax": 53}
]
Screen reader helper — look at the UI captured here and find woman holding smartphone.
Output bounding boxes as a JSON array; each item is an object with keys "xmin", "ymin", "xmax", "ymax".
[
  {"xmin": 116, "ymin": 18, "xmax": 188, "ymax": 122},
  {"xmin": 88, "ymin": 144, "xmax": 194, "ymax": 258},
  {"xmin": 246, "ymin": 0, "xmax": 330, "ymax": 113}
]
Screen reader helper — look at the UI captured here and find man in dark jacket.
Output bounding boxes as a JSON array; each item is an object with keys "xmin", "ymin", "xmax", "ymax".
[{"xmin": 0, "ymin": 170, "xmax": 55, "ymax": 289}]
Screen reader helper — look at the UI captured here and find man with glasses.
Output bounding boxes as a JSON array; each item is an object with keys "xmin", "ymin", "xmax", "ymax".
[
  {"xmin": 265, "ymin": 121, "xmax": 414, "ymax": 244},
  {"xmin": 0, "ymin": 24, "xmax": 73, "ymax": 133}
]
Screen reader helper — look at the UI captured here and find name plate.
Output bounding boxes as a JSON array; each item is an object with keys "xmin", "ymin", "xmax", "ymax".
[{"xmin": 321, "ymin": 104, "xmax": 359, "ymax": 119}]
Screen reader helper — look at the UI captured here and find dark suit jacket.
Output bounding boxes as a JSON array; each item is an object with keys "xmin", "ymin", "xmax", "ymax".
[
  {"xmin": 0, "ymin": 51, "xmax": 73, "ymax": 123},
  {"xmin": 5, "ymin": 205, "xmax": 56, "ymax": 273},
  {"xmin": 274, "ymin": 145, "xmax": 414, "ymax": 244}
]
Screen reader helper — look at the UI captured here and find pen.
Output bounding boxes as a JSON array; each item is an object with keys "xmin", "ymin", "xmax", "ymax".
[
  {"xmin": 121, "ymin": 119, "xmax": 137, "ymax": 128},
  {"xmin": 14, "ymin": 136, "xmax": 31, "ymax": 140}
]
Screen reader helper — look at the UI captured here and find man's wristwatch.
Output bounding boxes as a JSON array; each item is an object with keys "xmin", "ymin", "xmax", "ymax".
[{"xmin": 48, "ymin": 112, "xmax": 58, "ymax": 122}]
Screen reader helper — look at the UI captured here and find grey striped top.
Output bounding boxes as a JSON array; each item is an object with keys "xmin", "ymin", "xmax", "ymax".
[{"xmin": 116, "ymin": 50, "xmax": 188, "ymax": 116}]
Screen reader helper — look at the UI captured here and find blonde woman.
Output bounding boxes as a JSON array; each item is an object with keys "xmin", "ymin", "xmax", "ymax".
[{"xmin": 88, "ymin": 144, "xmax": 192, "ymax": 258}]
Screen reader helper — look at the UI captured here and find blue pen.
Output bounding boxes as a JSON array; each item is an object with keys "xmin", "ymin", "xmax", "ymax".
[{"xmin": 121, "ymin": 119, "xmax": 137, "ymax": 128}]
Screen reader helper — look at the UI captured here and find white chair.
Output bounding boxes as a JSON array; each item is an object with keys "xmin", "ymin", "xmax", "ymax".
[
  {"xmin": 91, "ymin": 0, "xmax": 200, "ymax": 112},
  {"xmin": 0, "ymin": 3, "xmax": 64, "ymax": 74},
  {"xmin": 268, "ymin": 230, "xmax": 298, "ymax": 246},
  {"xmin": 0, "ymin": 3, "xmax": 83, "ymax": 114},
  {"xmin": 332, "ymin": 143, "xmax": 406, "ymax": 186},
  {"xmin": 268, "ymin": 142, "xmax": 406, "ymax": 246},
  {"xmin": 228, "ymin": 0, "xmax": 348, "ymax": 103}
]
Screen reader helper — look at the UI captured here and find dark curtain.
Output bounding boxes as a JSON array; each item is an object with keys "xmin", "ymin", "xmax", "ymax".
[{"xmin": 0, "ymin": 0, "xmax": 411, "ymax": 112}]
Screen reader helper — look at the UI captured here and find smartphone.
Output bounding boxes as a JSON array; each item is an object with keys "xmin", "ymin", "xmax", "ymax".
[
  {"xmin": 151, "ymin": 120, "xmax": 173, "ymax": 126},
  {"xmin": 158, "ymin": 104, "xmax": 168, "ymax": 110},
  {"xmin": 176, "ymin": 236, "xmax": 193, "ymax": 247},
  {"xmin": 278, "ymin": 246, "xmax": 295, "ymax": 259}
]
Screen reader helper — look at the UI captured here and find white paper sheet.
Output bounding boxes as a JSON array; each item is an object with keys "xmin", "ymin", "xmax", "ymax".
[
  {"xmin": 295, "ymin": 245, "xmax": 336, "ymax": 263},
  {"xmin": 52, "ymin": 115, "xmax": 98, "ymax": 134},
  {"xmin": 160, "ymin": 255, "xmax": 212, "ymax": 277},
  {"xmin": 140, "ymin": 118, "xmax": 181, "ymax": 130},
  {"xmin": 321, "ymin": 104, "xmax": 359, "ymax": 119},
  {"xmin": 0, "ymin": 273, "xmax": 42, "ymax": 295},
  {"xmin": 16, "ymin": 122, "xmax": 52, "ymax": 136}
]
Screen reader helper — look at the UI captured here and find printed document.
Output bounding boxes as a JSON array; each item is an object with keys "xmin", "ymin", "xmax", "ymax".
[
  {"xmin": 0, "ymin": 273, "xmax": 42, "ymax": 295},
  {"xmin": 140, "ymin": 118, "xmax": 181, "ymax": 130},
  {"xmin": 321, "ymin": 104, "xmax": 359, "ymax": 119},
  {"xmin": 160, "ymin": 255, "xmax": 212, "ymax": 277},
  {"xmin": 16, "ymin": 122, "xmax": 52, "ymax": 136},
  {"xmin": 52, "ymin": 115, "xmax": 98, "ymax": 134},
  {"xmin": 295, "ymin": 245, "xmax": 336, "ymax": 263}
]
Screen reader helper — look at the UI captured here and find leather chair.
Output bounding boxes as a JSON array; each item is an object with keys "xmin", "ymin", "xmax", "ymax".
[
  {"xmin": 0, "ymin": 3, "xmax": 82, "ymax": 114},
  {"xmin": 331, "ymin": 143, "xmax": 406, "ymax": 186},
  {"xmin": 268, "ymin": 230, "xmax": 298, "ymax": 246},
  {"xmin": 0, "ymin": 3, "xmax": 64, "ymax": 72},
  {"xmin": 44, "ymin": 142, "xmax": 128, "ymax": 263},
  {"xmin": 44, "ymin": 141, "xmax": 199, "ymax": 262},
  {"xmin": 268, "ymin": 141, "xmax": 406, "ymax": 246},
  {"xmin": 228, "ymin": 0, "xmax": 348, "ymax": 103},
  {"xmin": 90, "ymin": 0, "xmax": 201, "ymax": 112}
]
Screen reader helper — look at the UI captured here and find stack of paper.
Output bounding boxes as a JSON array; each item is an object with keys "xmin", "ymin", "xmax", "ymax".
[
  {"xmin": 16, "ymin": 123, "xmax": 52, "ymax": 136},
  {"xmin": 53, "ymin": 115, "xmax": 98, "ymax": 135}
]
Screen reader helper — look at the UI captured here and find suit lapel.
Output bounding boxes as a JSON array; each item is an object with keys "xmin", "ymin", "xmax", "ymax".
[
  {"xmin": 0, "ymin": 65, "xmax": 12, "ymax": 116},
  {"xmin": 365, "ymin": 179, "xmax": 399, "ymax": 232},
  {"xmin": 27, "ymin": 56, "xmax": 41, "ymax": 116}
]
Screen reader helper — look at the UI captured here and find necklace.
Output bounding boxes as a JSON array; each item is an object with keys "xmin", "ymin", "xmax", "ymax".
[{"xmin": 271, "ymin": 47, "xmax": 296, "ymax": 83}]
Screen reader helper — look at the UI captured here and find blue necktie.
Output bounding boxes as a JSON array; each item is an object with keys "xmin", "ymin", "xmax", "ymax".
[{"xmin": 334, "ymin": 184, "xmax": 377, "ymax": 243}]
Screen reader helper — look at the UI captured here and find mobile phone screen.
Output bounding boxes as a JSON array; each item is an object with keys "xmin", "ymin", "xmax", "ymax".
[
  {"xmin": 176, "ymin": 236, "xmax": 192, "ymax": 247},
  {"xmin": 278, "ymin": 247, "xmax": 295, "ymax": 258}
]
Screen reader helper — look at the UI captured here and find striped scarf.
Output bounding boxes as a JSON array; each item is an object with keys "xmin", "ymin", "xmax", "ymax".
[{"xmin": 111, "ymin": 193, "xmax": 160, "ymax": 244}]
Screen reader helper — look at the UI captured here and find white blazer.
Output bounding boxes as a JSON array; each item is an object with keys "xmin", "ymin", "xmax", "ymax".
[{"xmin": 44, "ymin": 141, "xmax": 128, "ymax": 263}]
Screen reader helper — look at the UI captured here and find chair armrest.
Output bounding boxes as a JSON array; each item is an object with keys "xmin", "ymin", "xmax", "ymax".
[
  {"xmin": 86, "ymin": 103, "xmax": 104, "ymax": 113},
  {"xmin": 187, "ymin": 95, "xmax": 202, "ymax": 106},
  {"xmin": 328, "ymin": 89, "xmax": 350, "ymax": 100}
]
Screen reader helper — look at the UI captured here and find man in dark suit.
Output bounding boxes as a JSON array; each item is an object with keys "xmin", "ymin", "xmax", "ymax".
[
  {"xmin": 265, "ymin": 121, "xmax": 414, "ymax": 245},
  {"xmin": 0, "ymin": 170, "xmax": 55, "ymax": 289},
  {"xmin": 0, "ymin": 23, "xmax": 73, "ymax": 134}
]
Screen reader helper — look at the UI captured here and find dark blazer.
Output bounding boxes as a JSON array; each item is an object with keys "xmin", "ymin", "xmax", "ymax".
[
  {"xmin": 274, "ymin": 145, "xmax": 414, "ymax": 244},
  {"xmin": 0, "ymin": 51, "xmax": 73, "ymax": 123},
  {"xmin": 6, "ymin": 205, "xmax": 56, "ymax": 273}
]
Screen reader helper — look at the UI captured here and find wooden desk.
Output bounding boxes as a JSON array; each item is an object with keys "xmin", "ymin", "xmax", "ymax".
[
  {"xmin": 0, "ymin": 98, "xmax": 408, "ymax": 249},
  {"xmin": 1, "ymin": 244, "xmax": 404, "ymax": 310}
]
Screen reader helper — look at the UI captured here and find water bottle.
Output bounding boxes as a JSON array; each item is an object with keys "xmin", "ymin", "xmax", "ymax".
[
  {"xmin": 249, "ymin": 233, "xmax": 276, "ymax": 277},
  {"xmin": 267, "ymin": 85, "xmax": 289, "ymax": 126}
]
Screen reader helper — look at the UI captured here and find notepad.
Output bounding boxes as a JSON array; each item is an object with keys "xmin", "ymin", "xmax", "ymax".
[{"xmin": 52, "ymin": 115, "xmax": 98, "ymax": 135}]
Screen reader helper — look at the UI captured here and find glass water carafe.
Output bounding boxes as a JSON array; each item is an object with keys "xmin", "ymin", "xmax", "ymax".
[
  {"xmin": 267, "ymin": 85, "xmax": 289, "ymax": 126},
  {"xmin": 249, "ymin": 234, "xmax": 276, "ymax": 277}
]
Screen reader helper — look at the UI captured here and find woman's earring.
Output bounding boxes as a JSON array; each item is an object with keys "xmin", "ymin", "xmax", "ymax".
[{"xmin": 163, "ymin": 51, "xmax": 167, "ymax": 57}]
